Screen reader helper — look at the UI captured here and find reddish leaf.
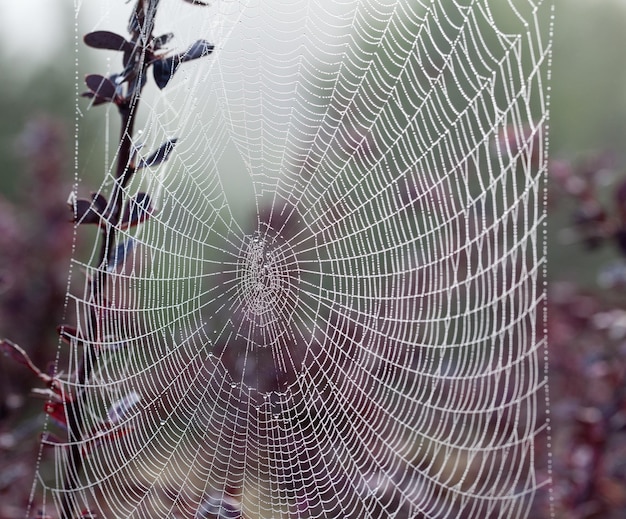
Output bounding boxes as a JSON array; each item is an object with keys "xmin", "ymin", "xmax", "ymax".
[
  {"xmin": 0, "ymin": 339, "xmax": 47, "ymax": 381},
  {"xmin": 33, "ymin": 380, "xmax": 71, "ymax": 404},
  {"xmin": 84, "ymin": 31, "xmax": 132, "ymax": 52},
  {"xmin": 45, "ymin": 401, "xmax": 67, "ymax": 429},
  {"xmin": 32, "ymin": 388, "xmax": 60, "ymax": 402}
]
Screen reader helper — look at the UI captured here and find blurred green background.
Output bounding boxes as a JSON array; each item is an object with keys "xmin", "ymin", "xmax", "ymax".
[{"xmin": 2, "ymin": 0, "xmax": 626, "ymax": 282}]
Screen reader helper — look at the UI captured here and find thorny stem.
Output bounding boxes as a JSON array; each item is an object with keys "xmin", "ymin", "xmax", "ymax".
[{"xmin": 60, "ymin": 2, "xmax": 157, "ymax": 516}]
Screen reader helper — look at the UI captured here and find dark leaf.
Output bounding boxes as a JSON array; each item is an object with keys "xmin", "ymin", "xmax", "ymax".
[
  {"xmin": 108, "ymin": 239, "xmax": 135, "ymax": 272},
  {"xmin": 152, "ymin": 40, "xmax": 213, "ymax": 89},
  {"xmin": 179, "ymin": 39, "xmax": 215, "ymax": 63},
  {"xmin": 84, "ymin": 31, "xmax": 132, "ymax": 52},
  {"xmin": 183, "ymin": 0, "xmax": 210, "ymax": 5},
  {"xmin": 138, "ymin": 138, "xmax": 178, "ymax": 168},
  {"xmin": 152, "ymin": 57, "xmax": 176, "ymax": 89},
  {"xmin": 71, "ymin": 199, "xmax": 100, "ymax": 224},
  {"xmin": 92, "ymin": 192, "xmax": 108, "ymax": 211},
  {"xmin": 153, "ymin": 33, "xmax": 174, "ymax": 50},
  {"xmin": 84, "ymin": 74, "xmax": 118, "ymax": 103},
  {"xmin": 70, "ymin": 192, "xmax": 108, "ymax": 225},
  {"xmin": 81, "ymin": 91, "xmax": 112, "ymax": 106},
  {"xmin": 129, "ymin": 142, "xmax": 145, "ymax": 170},
  {"xmin": 121, "ymin": 193, "xmax": 154, "ymax": 229}
]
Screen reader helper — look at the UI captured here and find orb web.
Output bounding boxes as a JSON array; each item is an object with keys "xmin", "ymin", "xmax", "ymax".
[{"xmin": 32, "ymin": 0, "xmax": 553, "ymax": 517}]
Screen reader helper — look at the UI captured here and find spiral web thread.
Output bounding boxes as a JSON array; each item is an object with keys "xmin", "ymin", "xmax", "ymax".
[{"xmin": 35, "ymin": 0, "xmax": 552, "ymax": 517}]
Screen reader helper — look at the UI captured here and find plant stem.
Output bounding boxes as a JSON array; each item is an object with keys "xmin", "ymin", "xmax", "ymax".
[{"xmin": 59, "ymin": 2, "xmax": 155, "ymax": 516}]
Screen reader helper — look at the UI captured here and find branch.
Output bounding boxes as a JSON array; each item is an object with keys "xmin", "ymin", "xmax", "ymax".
[{"xmin": 61, "ymin": 0, "xmax": 212, "ymax": 515}]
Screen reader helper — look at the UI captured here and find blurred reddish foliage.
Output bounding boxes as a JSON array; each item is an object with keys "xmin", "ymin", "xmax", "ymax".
[
  {"xmin": 549, "ymin": 283, "xmax": 626, "ymax": 518},
  {"xmin": 549, "ymin": 152, "xmax": 626, "ymax": 518},
  {"xmin": 3, "ymin": 115, "xmax": 626, "ymax": 517},
  {"xmin": 0, "ymin": 117, "xmax": 73, "ymax": 518}
]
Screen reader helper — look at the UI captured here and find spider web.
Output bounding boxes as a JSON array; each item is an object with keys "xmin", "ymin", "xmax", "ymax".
[{"xmin": 34, "ymin": 0, "xmax": 553, "ymax": 517}]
